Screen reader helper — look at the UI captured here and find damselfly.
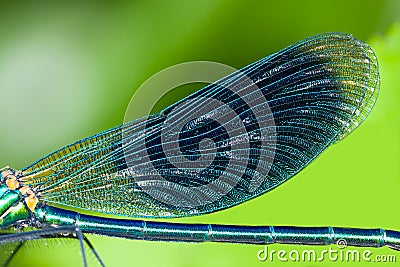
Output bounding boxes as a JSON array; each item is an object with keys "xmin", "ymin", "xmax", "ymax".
[{"xmin": 0, "ymin": 32, "xmax": 397, "ymax": 267}]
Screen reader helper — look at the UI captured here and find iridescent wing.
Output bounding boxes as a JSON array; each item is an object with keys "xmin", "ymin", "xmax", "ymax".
[{"xmin": 20, "ymin": 33, "xmax": 379, "ymax": 218}]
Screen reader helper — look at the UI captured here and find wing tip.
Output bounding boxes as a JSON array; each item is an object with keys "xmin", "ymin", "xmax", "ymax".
[{"xmin": 333, "ymin": 34, "xmax": 380, "ymax": 141}]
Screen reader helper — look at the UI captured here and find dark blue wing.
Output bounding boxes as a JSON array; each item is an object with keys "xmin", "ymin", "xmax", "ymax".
[{"xmin": 20, "ymin": 33, "xmax": 379, "ymax": 218}]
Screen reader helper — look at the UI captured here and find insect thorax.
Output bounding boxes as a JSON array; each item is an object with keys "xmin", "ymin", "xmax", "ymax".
[{"xmin": 0, "ymin": 167, "xmax": 37, "ymax": 228}]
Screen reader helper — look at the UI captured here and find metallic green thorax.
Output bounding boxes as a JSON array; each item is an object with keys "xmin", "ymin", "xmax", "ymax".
[{"xmin": 0, "ymin": 184, "xmax": 31, "ymax": 228}]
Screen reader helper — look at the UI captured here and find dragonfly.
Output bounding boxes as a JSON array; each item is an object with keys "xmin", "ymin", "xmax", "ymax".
[{"xmin": 0, "ymin": 32, "xmax": 398, "ymax": 267}]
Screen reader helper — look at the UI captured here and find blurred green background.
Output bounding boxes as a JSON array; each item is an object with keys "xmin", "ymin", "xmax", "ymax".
[{"xmin": 0, "ymin": 0, "xmax": 399, "ymax": 266}]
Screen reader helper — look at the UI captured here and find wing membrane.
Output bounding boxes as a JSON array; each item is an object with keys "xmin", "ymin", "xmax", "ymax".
[{"xmin": 20, "ymin": 33, "xmax": 379, "ymax": 218}]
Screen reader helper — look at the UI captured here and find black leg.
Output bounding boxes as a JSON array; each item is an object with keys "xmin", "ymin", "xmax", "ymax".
[
  {"xmin": 76, "ymin": 227, "xmax": 88, "ymax": 267},
  {"xmin": 0, "ymin": 226, "xmax": 106, "ymax": 267},
  {"xmin": 82, "ymin": 234, "xmax": 106, "ymax": 267}
]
